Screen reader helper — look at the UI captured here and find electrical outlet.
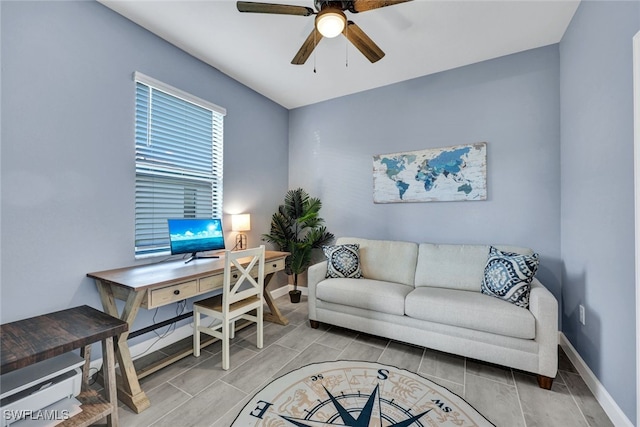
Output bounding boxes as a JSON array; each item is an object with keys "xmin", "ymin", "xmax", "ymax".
[{"xmin": 579, "ymin": 304, "xmax": 586, "ymax": 325}]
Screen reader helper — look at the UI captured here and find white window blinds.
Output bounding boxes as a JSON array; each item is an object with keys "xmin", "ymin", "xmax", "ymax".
[{"xmin": 134, "ymin": 72, "xmax": 225, "ymax": 258}]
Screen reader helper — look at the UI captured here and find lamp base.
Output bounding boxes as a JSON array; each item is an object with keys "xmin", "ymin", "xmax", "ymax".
[{"xmin": 236, "ymin": 233, "xmax": 247, "ymax": 250}]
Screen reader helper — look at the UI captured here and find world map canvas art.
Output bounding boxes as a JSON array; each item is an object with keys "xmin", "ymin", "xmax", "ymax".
[{"xmin": 373, "ymin": 142, "xmax": 487, "ymax": 203}]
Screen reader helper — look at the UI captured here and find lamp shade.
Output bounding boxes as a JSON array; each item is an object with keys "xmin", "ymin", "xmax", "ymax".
[
  {"xmin": 316, "ymin": 9, "xmax": 346, "ymax": 38},
  {"xmin": 231, "ymin": 214, "xmax": 251, "ymax": 232}
]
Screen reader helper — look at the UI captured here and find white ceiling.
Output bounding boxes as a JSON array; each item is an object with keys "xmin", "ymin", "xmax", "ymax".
[{"xmin": 100, "ymin": 0, "xmax": 580, "ymax": 109}]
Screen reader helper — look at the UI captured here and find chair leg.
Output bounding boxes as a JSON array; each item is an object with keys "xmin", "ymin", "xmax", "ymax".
[
  {"xmin": 257, "ymin": 305, "xmax": 263, "ymax": 349},
  {"xmin": 222, "ymin": 321, "xmax": 230, "ymax": 371},
  {"xmin": 193, "ymin": 309, "xmax": 201, "ymax": 357},
  {"xmin": 230, "ymin": 320, "xmax": 236, "ymax": 339}
]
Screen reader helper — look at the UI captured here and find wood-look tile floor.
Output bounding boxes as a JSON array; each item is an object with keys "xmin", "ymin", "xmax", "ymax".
[{"xmin": 116, "ymin": 295, "xmax": 614, "ymax": 427}]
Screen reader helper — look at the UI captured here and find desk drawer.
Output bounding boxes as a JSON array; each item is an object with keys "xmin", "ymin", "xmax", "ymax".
[
  {"xmin": 243, "ymin": 257, "xmax": 285, "ymax": 278},
  {"xmin": 264, "ymin": 258, "xmax": 284, "ymax": 274},
  {"xmin": 148, "ymin": 280, "xmax": 197, "ymax": 308},
  {"xmin": 199, "ymin": 274, "xmax": 223, "ymax": 293},
  {"xmin": 266, "ymin": 257, "xmax": 285, "ymax": 274}
]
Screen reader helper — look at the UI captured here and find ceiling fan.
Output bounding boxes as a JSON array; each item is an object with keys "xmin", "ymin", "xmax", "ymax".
[{"xmin": 236, "ymin": 0, "xmax": 412, "ymax": 65}]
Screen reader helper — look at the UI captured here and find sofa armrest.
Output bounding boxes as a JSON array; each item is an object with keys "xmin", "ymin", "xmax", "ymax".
[
  {"xmin": 308, "ymin": 261, "xmax": 328, "ymax": 321},
  {"xmin": 528, "ymin": 277, "xmax": 559, "ymax": 377}
]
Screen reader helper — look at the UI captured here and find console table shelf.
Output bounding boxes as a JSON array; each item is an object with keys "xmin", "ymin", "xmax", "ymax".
[
  {"xmin": 1, "ymin": 305, "xmax": 128, "ymax": 427},
  {"xmin": 58, "ymin": 390, "xmax": 111, "ymax": 427}
]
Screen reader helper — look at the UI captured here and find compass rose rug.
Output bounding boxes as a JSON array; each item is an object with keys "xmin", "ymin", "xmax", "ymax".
[{"xmin": 232, "ymin": 360, "xmax": 495, "ymax": 426}]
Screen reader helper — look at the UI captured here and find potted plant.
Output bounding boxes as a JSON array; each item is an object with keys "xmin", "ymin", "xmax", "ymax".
[{"xmin": 262, "ymin": 188, "xmax": 334, "ymax": 303}]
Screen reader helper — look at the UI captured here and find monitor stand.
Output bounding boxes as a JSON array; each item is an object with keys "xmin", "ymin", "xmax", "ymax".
[{"xmin": 184, "ymin": 252, "xmax": 220, "ymax": 264}]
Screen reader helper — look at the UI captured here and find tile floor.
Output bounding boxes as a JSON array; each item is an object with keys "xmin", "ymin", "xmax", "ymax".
[{"xmin": 116, "ymin": 295, "xmax": 614, "ymax": 427}]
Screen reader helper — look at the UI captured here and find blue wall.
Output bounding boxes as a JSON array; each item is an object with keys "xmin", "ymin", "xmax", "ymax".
[
  {"xmin": 2, "ymin": 0, "xmax": 639, "ymax": 422},
  {"xmin": 0, "ymin": 1, "xmax": 289, "ymax": 335},
  {"xmin": 287, "ymin": 2, "xmax": 639, "ymax": 422},
  {"xmin": 560, "ymin": 1, "xmax": 639, "ymax": 422},
  {"xmin": 289, "ymin": 45, "xmax": 562, "ymax": 303}
]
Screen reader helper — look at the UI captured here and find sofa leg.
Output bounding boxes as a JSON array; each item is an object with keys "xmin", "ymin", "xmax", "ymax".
[
  {"xmin": 309, "ymin": 320, "xmax": 319, "ymax": 329},
  {"xmin": 537, "ymin": 375, "xmax": 554, "ymax": 390}
]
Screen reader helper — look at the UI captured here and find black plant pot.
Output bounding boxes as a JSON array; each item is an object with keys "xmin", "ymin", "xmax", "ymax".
[{"xmin": 289, "ymin": 290, "xmax": 302, "ymax": 304}]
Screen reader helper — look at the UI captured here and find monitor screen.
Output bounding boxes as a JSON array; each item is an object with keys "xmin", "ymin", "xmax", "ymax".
[{"xmin": 167, "ymin": 218, "xmax": 225, "ymax": 257}]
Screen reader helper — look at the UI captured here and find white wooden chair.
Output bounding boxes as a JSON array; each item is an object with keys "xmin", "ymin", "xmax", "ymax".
[{"xmin": 193, "ymin": 245, "xmax": 265, "ymax": 370}]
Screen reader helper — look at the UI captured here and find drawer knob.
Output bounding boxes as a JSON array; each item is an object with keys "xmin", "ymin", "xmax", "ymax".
[
  {"xmin": 273, "ymin": 264, "xmax": 277, "ymax": 267},
  {"xmin": 173, "ymin": 290, "xmax": 180, "ymax": 295},
  {"xmin": 233, "ymin": 274, "xmax": 238, "ymax": 279}
]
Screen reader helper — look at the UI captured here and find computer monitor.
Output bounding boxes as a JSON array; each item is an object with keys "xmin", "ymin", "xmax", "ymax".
[{"xmin": 167, "ymin": 218, "xmax": 225, "ymax": 263}]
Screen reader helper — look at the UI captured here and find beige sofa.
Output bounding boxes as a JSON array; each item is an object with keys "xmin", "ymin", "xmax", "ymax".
[{"xmin": 308, "ymin": 237, "xmax": 558, "ymax": 389}]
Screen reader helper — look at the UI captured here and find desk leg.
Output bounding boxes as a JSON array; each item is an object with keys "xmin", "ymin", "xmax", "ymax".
[
  {"xmin": 95, "ymin": 280, "xmax": 151, "ymax": 414},
  {"xmin": 102, "ymin": 336, "xmax": 118, "ymax": 427},
  {"xmin": 262, "ymin": 272, "xmax": 289, "ymax": 326}
]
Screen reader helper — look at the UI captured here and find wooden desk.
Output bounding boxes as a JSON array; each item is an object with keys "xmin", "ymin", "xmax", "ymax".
[
  {"xmin": 0, "ymin": 305, "xmax": 128, "ymax": 427},
  {"xmin": 87, "ymin": 250, "xmax": 288, "ymax": 414}
]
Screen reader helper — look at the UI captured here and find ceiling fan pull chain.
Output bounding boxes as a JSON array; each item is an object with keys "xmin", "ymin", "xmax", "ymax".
[
  {"xmin": 345, "ymin": 24, "xmax": 349, "ymax": 68},
  {"xmin": 313, "ymin": 29, "xmax": 317, "ymax": 73}
]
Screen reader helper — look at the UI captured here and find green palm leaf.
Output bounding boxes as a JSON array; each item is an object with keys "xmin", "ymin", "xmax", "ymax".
[{"xmin": 262, "ymin": 188, "xmax": 334, "ymax": 291}]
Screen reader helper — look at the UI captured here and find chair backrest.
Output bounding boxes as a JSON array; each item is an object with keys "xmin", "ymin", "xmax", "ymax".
[{"xmin": 222, "ymin": 245, "xmax": 265, "ymax": 309}]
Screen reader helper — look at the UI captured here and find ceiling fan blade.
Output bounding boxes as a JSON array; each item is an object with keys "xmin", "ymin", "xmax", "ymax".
[
  {"xmin": 348, "ymin": 0, "xmax": 412, "ymax": 13},
  {"xmin": 343, "ymin": 21, "xmax": 385, "ymax": 63},
  {"xmin": 291, "ymin": 27, "xmax": 323, "ymax": 65},
  {"xmin": 237, "ymin": 1, "xmax": 314, "ymax": 16}
]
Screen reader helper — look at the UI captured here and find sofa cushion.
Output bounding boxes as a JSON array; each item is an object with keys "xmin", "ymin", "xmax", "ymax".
[
  {"xmin": 414, "ymin": 243, "xmax": 534, "ymax": 292},
  {"xmin": 323, "ymin": 244, "xmax": 363, "ymax": 279},
  {"xmin": 405, "ymin": 287, "xmax": 535, "ymax": 339},
  {"xmin": 481, "ymin": 246, "xmax": 539, "ymax": 308},
  {"xmin": 337, "ymin": 237, "xmax": 417, "ymax": 287},
  {"xmin": 316, "ymin": 278, "xmax": 413, "ymax": 316}
]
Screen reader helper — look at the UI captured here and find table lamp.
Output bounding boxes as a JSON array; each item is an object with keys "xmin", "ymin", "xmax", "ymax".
[{"xmin": 231, "ymin": 214, "xmax": 251, "ymax": 250}]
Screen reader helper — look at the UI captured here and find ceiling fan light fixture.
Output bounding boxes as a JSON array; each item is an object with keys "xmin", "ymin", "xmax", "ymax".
[{"xmin": 315, "ymin": 9, "xmax": 346, "ymax": 38}]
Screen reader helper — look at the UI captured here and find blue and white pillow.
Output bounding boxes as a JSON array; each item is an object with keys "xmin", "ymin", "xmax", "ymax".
[
  {"xmin": 323, "ymin": 244, "xmax": 363, "ymax": 279},
  {"xmin": 481, "ymin": 246, "xmax": 539, "ymax": 308}
]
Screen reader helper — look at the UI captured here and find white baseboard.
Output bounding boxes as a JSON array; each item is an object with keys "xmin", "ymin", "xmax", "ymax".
[
  {"xmin": 289, "ymin": 284, "xmax": 308, "ymax": 296},
  {"xmin": 270, "ymin": 284, "xmax": 292, "ymax": 298},
  {"xmin": 271, "ymin": 284, "xmax": 309, "ymax": 297},
  {"xmin": 128, "ymin": 286, "xmax": 295, "ymax": 359},
  {"xmin": 89, "ymin": 320, "xmax": 196, "ymax": 373},
  {"xmin": 100, "ymin": 301, "xmax": 637, "ymax": 425},
  {"xmin": 559, "ymin": 333, "xmax": 633, "ymax": 427},
  {"xmin": 89, "ymin": 285, "xmax": 294, "ymax": 371}
]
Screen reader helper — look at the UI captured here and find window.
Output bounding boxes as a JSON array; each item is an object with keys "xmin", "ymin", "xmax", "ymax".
[{"xmin": 134, "ymin": 72, "xmax": 225, "ymax": 258}]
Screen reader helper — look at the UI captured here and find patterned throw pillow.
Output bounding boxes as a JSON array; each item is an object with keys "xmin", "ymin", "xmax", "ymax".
[
  {"xmin": 323, "ymin": 244, "xmax": 363, "ymax": 279},
  {"xmin": 481, "ymin": 246, "xmax": 539, "ymax": 308}
]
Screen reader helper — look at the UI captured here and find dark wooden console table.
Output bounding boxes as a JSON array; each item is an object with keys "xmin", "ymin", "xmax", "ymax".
[{"xmin": 1, "ymin": 305, "xmax": 128, "ymax": 427}]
